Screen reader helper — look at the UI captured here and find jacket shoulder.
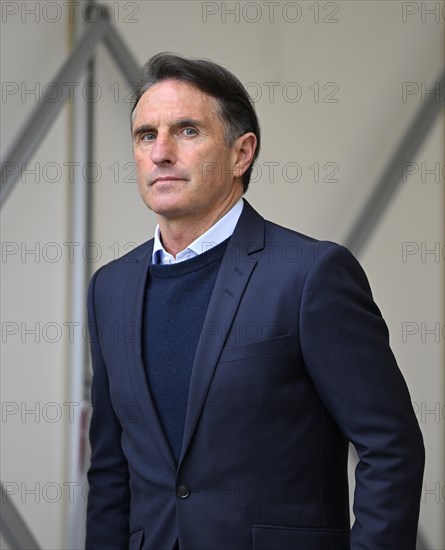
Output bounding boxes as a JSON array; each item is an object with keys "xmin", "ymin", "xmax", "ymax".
[{"xmin": 262, "ymin": 217, "xmax": 348, "ymax": 262}]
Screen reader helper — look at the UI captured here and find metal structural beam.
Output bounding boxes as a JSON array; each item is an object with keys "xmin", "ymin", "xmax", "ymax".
[
  {"xmin": 0, "ymin": 6, "xmax": 138, "ymax": 206},
  {"xmin": 64, "ymin": 3, "xmax": 96, "ymax": 548},
  {"xmin": 344, "ymin": 69, "xmax": 445, "ymax": 256},
  {"xmin": 0, "ymin": 10, "xmax": 109, "ymax": 204},
  {"xmin": 103, "ymin": 19, "xmax": 140, "ymax": 90},
  {"xmin": 0, "ymin": 483, "xmax": 40, "ymax": 550}
]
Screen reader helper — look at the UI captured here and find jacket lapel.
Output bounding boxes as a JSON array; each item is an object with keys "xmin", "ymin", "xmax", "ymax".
[
  {"xmin": 123, "ymin": 240, "xmax": 177, "ymax": 473},
  {"xmin": 179, "ymin": 201, "xmax": 265, "ymax": 466}
]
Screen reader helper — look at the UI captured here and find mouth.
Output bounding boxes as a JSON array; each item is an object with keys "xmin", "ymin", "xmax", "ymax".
[{"xmin": 151, "ymin": 176, "xmax": 187, "ymax": 186}]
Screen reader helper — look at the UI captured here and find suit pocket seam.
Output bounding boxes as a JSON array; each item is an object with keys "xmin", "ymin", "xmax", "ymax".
[
  {"xmin": 253, "ymin": 524, "xmax": 344, "ymax": 533},
  {"xmin": 219, "ymin": 333, "xmax": 292, "ymax": 363}
]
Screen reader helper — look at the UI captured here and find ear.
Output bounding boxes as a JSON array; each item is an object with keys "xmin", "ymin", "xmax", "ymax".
[{"xmin": 232, "ymin": 133, "xmax": 257, "ymax": 179}]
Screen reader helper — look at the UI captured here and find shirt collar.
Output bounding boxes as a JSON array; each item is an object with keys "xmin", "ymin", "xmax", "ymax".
[{"xmin": 152, "ymin": 198, "xmax": 244, "ymax": 265}]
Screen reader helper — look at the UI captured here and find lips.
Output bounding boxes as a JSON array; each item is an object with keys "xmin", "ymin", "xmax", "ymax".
[{"xmin": 151, "ymin": 176, "xmax": 186, "ymax": 185}]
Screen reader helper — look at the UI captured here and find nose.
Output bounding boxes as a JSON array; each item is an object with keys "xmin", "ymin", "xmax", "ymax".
[{"xmin": 150, "ymin": 132, "xmax": 176, "ymax": 165}]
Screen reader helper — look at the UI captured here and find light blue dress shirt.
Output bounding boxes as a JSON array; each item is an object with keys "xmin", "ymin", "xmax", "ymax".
[{"xmin": 152, "ymin": 198, "xmax": 244, "ymax": 265}]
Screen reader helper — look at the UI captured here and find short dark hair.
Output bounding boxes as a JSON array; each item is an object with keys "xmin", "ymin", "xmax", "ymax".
[{"xmin": 131, "ymin": 52, "xmax": 260, "ymax": 192}]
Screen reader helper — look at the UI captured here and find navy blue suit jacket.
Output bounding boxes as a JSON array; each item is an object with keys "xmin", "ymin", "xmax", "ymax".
[{"xmin": 86, "ymin": 201, "xmax": 424, "ymax": 550}]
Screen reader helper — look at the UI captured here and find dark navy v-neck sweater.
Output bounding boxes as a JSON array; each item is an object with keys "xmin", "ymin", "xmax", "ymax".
[{"xmin": 142, "ymin": 239, "xmax": 229, "ymax": 462}]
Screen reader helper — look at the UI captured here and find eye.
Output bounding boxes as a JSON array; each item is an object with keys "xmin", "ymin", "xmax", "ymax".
[
  {"xmin": 141, "ymin": 132, "xmax": 156, "ymax": 142},
  {"xmin": 181, "ymin": 127, "xmax": 198, "ymax": 137}
]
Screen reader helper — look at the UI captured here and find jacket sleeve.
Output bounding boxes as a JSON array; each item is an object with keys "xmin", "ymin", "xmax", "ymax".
[
  {"xmin": 85, "ymin": 268, "xmax": 130, "ymax": 550},
  {"xmin": 299, "ymin": 243, "xmax": 425, "ymax": 550}
]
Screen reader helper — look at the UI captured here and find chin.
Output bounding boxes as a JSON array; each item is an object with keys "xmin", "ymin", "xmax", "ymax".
[{"xmin": 146, "ymin": 198, "xmax": 191, "ymax": 219}]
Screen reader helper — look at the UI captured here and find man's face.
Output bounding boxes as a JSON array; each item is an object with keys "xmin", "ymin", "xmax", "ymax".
[{"xmin": 132, "ymin": 79, "xmax": 244, "ymax": 224}]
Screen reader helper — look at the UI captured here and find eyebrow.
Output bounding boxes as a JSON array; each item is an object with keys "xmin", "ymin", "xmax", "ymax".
[
  {"xmin": 132, "ymin": 118, "xmax": 203, "ymax": 140},
  {"xmin": 132, "ymin": 124, "xmax": 154, "ymax": 140}
]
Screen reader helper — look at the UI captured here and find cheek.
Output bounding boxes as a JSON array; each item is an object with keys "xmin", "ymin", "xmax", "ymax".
[
  {"xmin": 192, "ymin": 149, "xmax": 232, "ymax": 185},
  {"xmin": 135, "ymin": 164, "xmax": 151, "ymax": 197},
  {"xmin": 134, "ymin": 155, "xmax": 151, "ymax": 181},
  {"xmin": 134, "ymin": 152, "xmax": 148, "ymax": 168}
]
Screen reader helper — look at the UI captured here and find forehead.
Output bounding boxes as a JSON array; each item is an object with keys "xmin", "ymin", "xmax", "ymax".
[{"xmin": 133, "ymin": 79, "xmax": 220, "ymax": 125}]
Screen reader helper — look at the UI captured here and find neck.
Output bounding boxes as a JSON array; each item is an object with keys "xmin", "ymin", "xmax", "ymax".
[{"xmin": 158, "ymin": 193, "xmax": 242, "ymax": 258}]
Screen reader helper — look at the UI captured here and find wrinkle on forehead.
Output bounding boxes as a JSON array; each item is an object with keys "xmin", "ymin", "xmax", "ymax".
[{"xmin": 133, "ymin": 80, "xmax": 217, "ymax": 121}]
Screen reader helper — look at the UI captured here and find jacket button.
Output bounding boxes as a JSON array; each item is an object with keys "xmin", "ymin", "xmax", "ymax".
[{"xmin": 176, "ymin": 484, "xmax": 190, "ymax": 499}]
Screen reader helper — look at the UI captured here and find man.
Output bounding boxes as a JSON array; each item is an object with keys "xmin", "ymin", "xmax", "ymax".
[{"xmin": 86, "ymin": 53, "xmax": 424, "ymax": 550}]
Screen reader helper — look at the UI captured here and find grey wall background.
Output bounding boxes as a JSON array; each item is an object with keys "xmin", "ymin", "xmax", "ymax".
[{"xmin": 1, "ymin": 1, "xmax": 443, "ymax": 548}]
